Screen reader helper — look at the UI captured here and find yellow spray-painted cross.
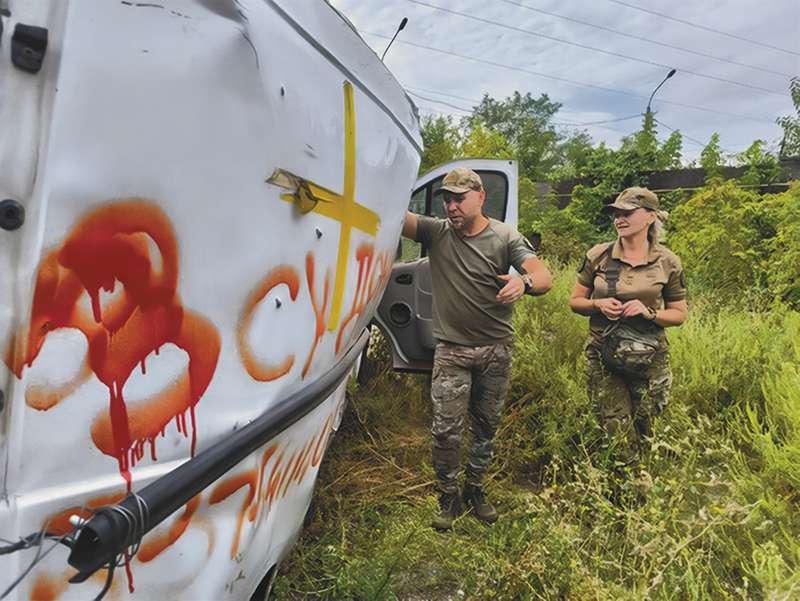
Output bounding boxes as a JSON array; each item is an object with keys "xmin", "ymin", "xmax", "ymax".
[{"xmin": 270, "ymin": 81, "xmax": 380, "ymax": 332}]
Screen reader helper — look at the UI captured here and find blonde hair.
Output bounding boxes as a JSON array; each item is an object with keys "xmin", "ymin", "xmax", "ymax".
[{"xmin": 647, "ymin": 210, "xmax": 668, "ymax": 242}]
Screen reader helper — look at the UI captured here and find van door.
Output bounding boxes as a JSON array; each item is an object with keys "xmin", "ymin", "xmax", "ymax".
[{"xmin": 375, "ymin": 159, "xmax": 519, "ymax": 371}]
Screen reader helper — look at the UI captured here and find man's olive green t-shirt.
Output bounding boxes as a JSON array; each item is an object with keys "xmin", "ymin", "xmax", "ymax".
[{"xmin": 415, "ymin": 216, "xmax": 536, "ymax": 346}]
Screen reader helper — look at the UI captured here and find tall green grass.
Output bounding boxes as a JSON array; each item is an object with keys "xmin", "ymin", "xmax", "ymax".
[{"xmin": 274, "ymin": 266, "xmax": 800, "ymax": 600}]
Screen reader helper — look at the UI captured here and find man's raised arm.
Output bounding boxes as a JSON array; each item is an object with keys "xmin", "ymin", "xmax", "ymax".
[{"xmin": 402, "ymin": 211, "xmax": 418, "ymax": 240}]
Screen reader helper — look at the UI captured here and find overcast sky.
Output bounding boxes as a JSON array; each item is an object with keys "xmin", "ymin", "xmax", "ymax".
[{"xmin": 330, "ymin": 0, "xmax": 799, "ymax": 162}]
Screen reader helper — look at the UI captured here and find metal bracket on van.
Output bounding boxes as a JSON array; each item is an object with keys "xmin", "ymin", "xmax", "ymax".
[
  {"xmin": 267, "ymin": 168, "xmax": 335, "ymax": 214},
  {"xmin": 11, "ymin": 23, "xmax": 48, "ymax": 73}
]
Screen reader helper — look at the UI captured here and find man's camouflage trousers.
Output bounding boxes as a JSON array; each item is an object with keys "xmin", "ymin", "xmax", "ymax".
[
  {"xmin": 586, "ymin": 341, "xmax": 672, "ymax": 460},
  {"xmin": 431, "ymin": 341, "xmax": 513, "ymax": 494}
]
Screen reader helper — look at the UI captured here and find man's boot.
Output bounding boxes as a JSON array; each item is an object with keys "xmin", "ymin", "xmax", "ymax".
[
  {"xmin": 432, "ymin": 491, "xmax": 463, "ymax": 531},
  {"xmin": 462, "ymin": 483, "xmax": 498, "ymax": 523}
]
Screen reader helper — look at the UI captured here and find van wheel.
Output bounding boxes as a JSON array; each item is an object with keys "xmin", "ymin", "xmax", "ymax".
[{"xmin": 250, "ymin": 564, "xmax": 278, "ymax": 601}]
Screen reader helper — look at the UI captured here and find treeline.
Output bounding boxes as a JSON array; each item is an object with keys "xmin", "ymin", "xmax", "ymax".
[{"xmin": 419, "ymin": 77, "xmax": 800, "ymax": 307}]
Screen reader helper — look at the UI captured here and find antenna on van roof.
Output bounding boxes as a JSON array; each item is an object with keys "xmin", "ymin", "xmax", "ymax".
[{"xmin": 381, "ymin": 17, "xmax": 408, "ymax": 62}]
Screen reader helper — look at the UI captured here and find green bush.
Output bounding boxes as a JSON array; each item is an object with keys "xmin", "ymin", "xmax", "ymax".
[
  {"xmin": 520, "ymin": 202, "xmax": 604, "ymax": 265},
  {"xmin": 668, "ymin": 182, "xmax": 777, "ymax": 304},
  {"xmin": 667, "ymin": 182, "xmax": 800, "ymax": 309},
  {"xmin": 766, "ymin": 183, "xmax": 800, "ymax": 306}
]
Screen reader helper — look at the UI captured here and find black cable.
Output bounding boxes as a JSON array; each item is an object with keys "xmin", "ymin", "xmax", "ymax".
[
  {"xmin": 406, "ymin": 90, "xmax": 473, "ymax": 112},
  {"xmin": 407, "ymin": 86, "xmax": 645, "ymax": 126},
  {"xmin": 654, "ymin": 117, "xmax": 717, "ymax": 149},
  {"xmin": 0, "ymin": 507, "xmax": 84, "ymax": 599},
  {"xmin": 495, "ymin": 0, "xmax": 795, "ymax": 78},
  {"xmin": 560, "ymin": 114, "xmax": 644, "ymax": 126},
  {"xmin": 0, "ymin": 531, "xmax": 71, "ymax": 599},
  {"xmin": 92, "ymin": 562, "xmax": 116, "ymax": 601},
  {"xmin": 406, "ymin": 85, "xmax": 654, "ymax": 129},
  {"xmin": 360, "ymin": 31, "xmax": 778, "ymax": 124},
  {"xmin": 605, "ymin": 0, "xmax": 800, "ymax": 57},
  {"xmin": 404, "ymin": 0, "xmax": 789, "ymax": 97},
  {"xmin": 0, "ymin": 532, "xmax": 45, "ymax": 556},
  {"xmin": 415, "ymin": 105, "xmax": 637, "ymax": 136}
]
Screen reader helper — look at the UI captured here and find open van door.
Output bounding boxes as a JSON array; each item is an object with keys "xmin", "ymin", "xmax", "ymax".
[{"xmin": 374, "ymin": 159, "xmax": 519, "ymax": 371}]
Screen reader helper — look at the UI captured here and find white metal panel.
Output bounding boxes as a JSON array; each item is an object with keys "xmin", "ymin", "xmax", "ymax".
[{"xmin": 0, "ymin": 0, "xmax": 421, "ymax": 598}]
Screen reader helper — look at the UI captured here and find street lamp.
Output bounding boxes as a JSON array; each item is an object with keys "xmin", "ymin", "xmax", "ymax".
[
  {"xmin": 381, "ymin": 17, "xmax": 408, "ymax": 62},
  {"xmin": 646, "ymin": 68, "xmax": 676, "ymax": 114}
]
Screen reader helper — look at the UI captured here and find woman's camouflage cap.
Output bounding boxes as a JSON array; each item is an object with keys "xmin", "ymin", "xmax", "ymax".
[{"xmin": 604, "ymin": 186, "xmax": 659, "ymax": 211}]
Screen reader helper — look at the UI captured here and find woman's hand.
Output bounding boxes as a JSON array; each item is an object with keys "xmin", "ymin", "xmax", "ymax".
[
  {"xmin": 621, "ymin": 299, "xmax": 649, "ymax": 318},
  {"xmin": 594, "ymin": 298, "xmax": 623, "ymax": 319}
]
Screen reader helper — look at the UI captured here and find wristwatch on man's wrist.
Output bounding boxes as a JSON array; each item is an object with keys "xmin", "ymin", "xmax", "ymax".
[
  {"xmin": 521, "ymin": 273, "xmax": 534, "ymax": 294},
  {"xmin": 644, "ymin": 306, "xmax": 658, "ymax": 321}
]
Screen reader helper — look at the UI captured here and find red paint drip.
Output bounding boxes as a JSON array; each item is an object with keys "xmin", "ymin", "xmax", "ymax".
[
  {"xmin": 190, "ymin": 405, "xmax": 198, "ymax": 456},
  {"xmin": 109, "ymin": 383, "xmax": 133, "ymax": 489},
  {"xmin": 124, "ymin": 550, "xmax": 135, "ymax": 593},
  {"xmin": 4, "ymin": 201, "xmax": 221, "ymax": 489}
]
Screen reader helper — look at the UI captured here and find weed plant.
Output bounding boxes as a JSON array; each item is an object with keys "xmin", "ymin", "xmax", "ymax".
[{"xmin": 274, "ymin": 266, "xmax": 800, "ymax": 600}]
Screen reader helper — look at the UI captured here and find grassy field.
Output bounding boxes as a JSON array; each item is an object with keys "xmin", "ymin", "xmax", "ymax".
[{"xmin": 273, "ymin": 266, "xmax": 800, "ymax": 600}]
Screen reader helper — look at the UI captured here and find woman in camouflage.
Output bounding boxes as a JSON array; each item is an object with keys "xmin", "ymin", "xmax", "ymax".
[{"xmin": 569, "ymin": 187, "xmax": 688, "ymax": 462}]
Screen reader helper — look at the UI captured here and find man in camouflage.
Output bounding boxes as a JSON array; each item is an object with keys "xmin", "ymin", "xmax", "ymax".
[{"xmin": 402, "ymin": 167, "xmax": 552, "ymax": 529}]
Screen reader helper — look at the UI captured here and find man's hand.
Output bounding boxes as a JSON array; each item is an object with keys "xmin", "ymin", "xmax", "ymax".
[
  {"xmin": 496, "ymin": 274, "xmax": 525, "ymax": 304},
  {"xmin": 621, "ymin": 299, "xmax": 648, "ymax": 318},
  {"xmin": 594, "ymin": 297, "xmax": 623, "ymax": 319}
]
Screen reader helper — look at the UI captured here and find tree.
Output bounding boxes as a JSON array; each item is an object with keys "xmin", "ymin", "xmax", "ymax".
[
  {"xmin": 737, "ymin": 140, "xmax": 782, "ymax": 187},
  {"xmin": 460, "ymin": 121, "xmax": 514, "ymax": 160},
  {"xmin": 623, "ymin": 110, "xmax": 660, "ymax": 170},
  {"xmin": 469, "ymin": 92, "xmax": 562, "ymax": 181},
  {"xmin": 419, "ymin": 115, "xmax": 459, "ymax": 174},
  {"xmin": 547, "ymin": 131, "xmax": 596, "ymax": 183},
  {"xmin": 658, "ymin": 131, "xmax": 683, "ymax": 170},
  {"xmin": 615, "ymin": 112, "xmax": 684, "ymax": 175},
  {"xmin": 700, "ymin": 133, "xmax": 725, "ymax": 184},
  {"xmin": 777, "ymin": 77, "xmax": 800, "ymax": 159}
]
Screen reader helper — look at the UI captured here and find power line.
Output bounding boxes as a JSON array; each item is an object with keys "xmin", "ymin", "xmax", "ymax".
[
  {"xmin": 408, "ymin": 86, "xmax": 642, "ymax": 128},
  {"xmin": 405, "ymin": 84, "xmax": 485, "ymax": 105},
  {"xmin": 606, "ymin": 0, "xmax": 800, "ymax": 57},
  {"xmin": 417, "ymin": 103, "xmax": 750, "ymax": 154},
  {"xmin": 406, "ymin": 90, "xmax": 474, "ymax": 112},
  {"xmin": 407, "ymin": 84, "xmax": 645, "ymax": 126},
  {"xmin": 405, "ymin": 0, "xmax": 789, "ymax": 97},
  {"xmin": 651, "ymin": 117, "xmax": 737, "ymax": 153},
  {"xmin": 360, "ymin": 30, "xmax": 778, "ymax": 123},
  {"xmin": 495, "ymin": 0, "xmax": 795, "ymax": 79},
  {"xmin": 653, "ymin": 118, "xmax": 707, "ymax": 147},
  {"xmin": 409, "ymin": 85, "xmax": 737, "ymax": 151},
  {"xmin": 415, "ymin": 103, "xmax": 638, "ymax": 135},
  {"xmin": 415, "ymin": 105, "xmax": 754, "ymax": 153},
  {"xmin": 561, "ymin": 114, "xmax": 644, "ymax": 126}
]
